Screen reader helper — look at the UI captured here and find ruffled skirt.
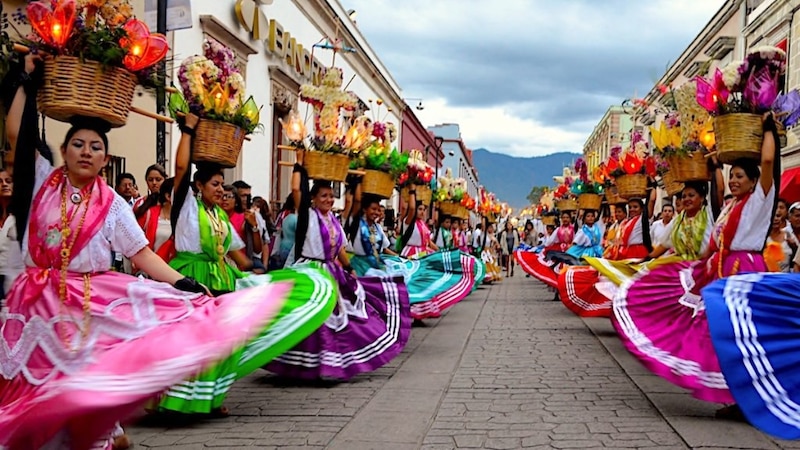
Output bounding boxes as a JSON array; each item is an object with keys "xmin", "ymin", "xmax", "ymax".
[
  {"xmin": 0, "ymin": 266, "xmax": 336, "ymax": 449},
  {"xmin": 265, "ymin": 261, "xmax": 411, "ymax": 380},
  {"xmin": 557, "ymin": 266, "xmax": 612, "ymax": 318}
]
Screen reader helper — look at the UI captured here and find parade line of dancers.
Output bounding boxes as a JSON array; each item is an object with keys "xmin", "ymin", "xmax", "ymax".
[{"xmin": 0, "ymin": 56, "xmax": 487, "ymax": 449}]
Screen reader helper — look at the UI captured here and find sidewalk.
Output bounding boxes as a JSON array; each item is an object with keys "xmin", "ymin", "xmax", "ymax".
[{"xmin": 127, "ymin": 276, "xmax": 797, "ymax": 449}]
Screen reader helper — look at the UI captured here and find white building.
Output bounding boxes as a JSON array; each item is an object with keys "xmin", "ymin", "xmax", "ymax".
[
  {"xmin": 428, "ymin": 123, "xmax": 480, "ymax": 199},
  {"xmin": 168, "ymin": 0, "xmax": 404, "ymax": 208}
]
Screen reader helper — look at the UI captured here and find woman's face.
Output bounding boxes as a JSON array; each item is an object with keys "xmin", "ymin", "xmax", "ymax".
[
  {"xmin": 681, "ymin": 188, "xmax": 703, "ymax": 215},
  {"xmin": 505, "ymin": 221, "xmax": 513, "ymax": 231},
  {"xmin": 0, "ymin": 170, "xmax": 12, "ymax": 198},
  {"xmin": 525, "ymin": 223, "xmax": 533, "ymax": 232},
  {"xmin": 221, "ymin": 190, "xmax": 236, "ymax": 211},
  {"xmin": 365, "ymin": 202, "xmax": 381, "ymax": 223},
  {"xmin": 773, "ymin": 213, "xmax": 784, "ymax": 230},
  {"xmin": 560, "ymin": 213, "xmax": 571, "ymax": 226},
  {"xmin": 197, "ymin": 175, "xmax": 224, "ymax": 206},
  {"xmin": 146, "ymin": 169, "xmax": 165, "ymax": 195},
  {"xmin": 416, "ymin": 204, "xmax": 427, "ymax": 221},
  {"xmin": 628, "ymin": 201, "xmax": 642, "ymax": 217},
  {"xmin": 614, "ymin": 207, "xmax": 627, "ymax": 222},
  {"xmin": 729, "ymin": 167, "xmax": 756, "ymax": 198},
  {"xmin": 61, "ymin": 129, "xmax": 108, "ymax": 181},
  {"xmin": 584, "ymin": 211, "xmax": 596, "ymax": 225},
  {"xmin": 777, "ymin": 201, "xmax": 788, "ymax": 221},
  {"xmin": 313, "ymin": 187, "xmax": 335, "ymax": 213},
  {"xmin": 442, "ymin": 217, "xmax": 451, "ymax": 229}
]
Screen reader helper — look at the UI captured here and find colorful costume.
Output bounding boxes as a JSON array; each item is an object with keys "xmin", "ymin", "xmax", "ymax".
[{"xmin": 516, "ymin": 224, "xmax": 574, "ymax": 287}]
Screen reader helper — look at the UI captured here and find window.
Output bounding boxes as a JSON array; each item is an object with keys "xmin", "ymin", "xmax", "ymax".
[{"xmin": 104, "ymin": 155, "xmax": 127, "ymax": 187}]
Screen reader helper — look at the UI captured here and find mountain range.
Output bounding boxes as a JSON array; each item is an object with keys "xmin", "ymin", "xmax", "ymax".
[{"xmin": 472, "ymin": 148, "xmax": 582, "ymax": 210}]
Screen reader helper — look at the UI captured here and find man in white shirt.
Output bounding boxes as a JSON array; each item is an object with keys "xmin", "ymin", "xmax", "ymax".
[
  {"xmin": 113, "ymin": 173, "xmax": 137, "ymax": 273},
  {"xmin": 650, "ymin": 204, "xmax": 674, "ymax": 246},
  {"xmin": 471, "ymin": 224, "xmax": 483, "ymax": 256}
]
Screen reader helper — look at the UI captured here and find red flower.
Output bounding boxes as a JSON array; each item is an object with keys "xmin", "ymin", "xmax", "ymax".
[
  {"xmin": 621, "ymin": 153, "xmax": 642, "ymax": 175},
  {"xmin": 398, "ymin": 173, "xmax": 408, "ymax": 185},
  {"xmin": 644, "ymin": 156, "xmax": 657, "ymax": 177},
  {"xmin": 606, "ymin": 158, "xmax": 619, "ymax": 173}
]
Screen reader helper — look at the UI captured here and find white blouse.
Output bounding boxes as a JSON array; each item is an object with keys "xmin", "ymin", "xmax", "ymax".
[
  {"xmin": 297, "ymin": 208, "xmax": 340, "ymax": 261},
  {"xmin": 729, "ymin": 184, "xmax": 776, "ymax": 251},
  {"xmin": 23, "ymin": 156, "xmax": 149, "ymax": 273},
  {"xmin": 405, "ymin": 222, "xmax": 425, "ymax": 247},
  {"xmin": 626, "ymin": 216, "xmax": 644, "ymax": 246},
  {"xmin": 0, "ymin": 215, "xmax": 24, "ymax": 291},
  {"xmin": 173, "ymin": 188, "xmax": 244, "ymax": 254}
]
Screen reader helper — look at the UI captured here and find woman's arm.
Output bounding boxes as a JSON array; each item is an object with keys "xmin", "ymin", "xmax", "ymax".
[
  {"xmin": 228, "ymin": 249, "xmax": 254, "ymax": 271},
  {"xmin": 244, "ymin": 209, "xmax": 263, "ymax": 254},
  {"xmin": 130, "ymin": 247, "xmax": 185, "ymax": 285},
  {"xmin": 760, "ymin": 113, "xmax": 777, "ymax": 195},
  {"xmin": 403, "ymin": 192, "xmax": 416, "ymax": 226},
  {"xmin": 174, "ymin": 114, "xmax": 198, "ymax": 194},
  {"xmin": 337, "ymin": 246, "xmax": 355, "ymax": 275}
]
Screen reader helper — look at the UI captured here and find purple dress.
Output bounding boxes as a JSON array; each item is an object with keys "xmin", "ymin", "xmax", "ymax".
[{"xmin": 266, "ymin": 208, "xmax": 411, "ymax": 380}]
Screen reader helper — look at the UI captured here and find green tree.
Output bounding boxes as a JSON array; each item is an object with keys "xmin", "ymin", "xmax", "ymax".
[{"xmin": 526, "ymin": 185, "xmax": 547, "ymax": 205}]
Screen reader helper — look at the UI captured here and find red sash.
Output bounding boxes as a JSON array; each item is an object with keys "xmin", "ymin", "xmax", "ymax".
[
  {"xmin": 707, "ymin": 193, "xmax": 752, "ymax": 277},
  {"xmin": 142, "ymin": 205, "xmax": 176, "ymax": 262}
]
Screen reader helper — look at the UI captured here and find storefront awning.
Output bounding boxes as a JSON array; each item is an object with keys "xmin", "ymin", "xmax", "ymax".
[{"xmin": 780, "ymin": 166, "xmax": 800, "ymax": 203}]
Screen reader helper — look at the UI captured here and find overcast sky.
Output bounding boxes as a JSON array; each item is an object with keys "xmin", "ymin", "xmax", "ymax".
[{"xmin": 340, "ymin": 0, "xmax": 726, "ymax": 157}]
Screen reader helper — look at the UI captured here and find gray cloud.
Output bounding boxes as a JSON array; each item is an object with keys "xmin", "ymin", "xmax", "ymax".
[{"xmin": 341, "ymin": 0, "xmax": 723, "ymax": 153}]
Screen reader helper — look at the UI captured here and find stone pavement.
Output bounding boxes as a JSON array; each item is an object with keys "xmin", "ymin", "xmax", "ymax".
[{"xmin": 128, "ymin": 276, "xmax": 799, "ymax": 449}]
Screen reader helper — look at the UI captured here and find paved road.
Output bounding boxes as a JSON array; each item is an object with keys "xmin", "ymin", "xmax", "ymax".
[{"xmin": 127, "ymin": 276, "xmax": 799, "ymax": 449}]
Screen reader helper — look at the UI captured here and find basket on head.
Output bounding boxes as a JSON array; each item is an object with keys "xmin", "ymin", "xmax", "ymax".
[
  {"xmin": 438, "ymin": 201, "xmax": 460, "ymax": 217},
  {"xmin": 193, "ymin": 120, "xmax": 247, "ymax": 168},
  {"xmin": 660, "ymin": 171, "xmax": 684, "ymax": 197},
  {"xmin": 486, "ymin": 212, "xmax": 497, "ymax": 224},
  {"xmin": 615, "ymin": 174, "xmax": 648, "ymax": 199},
  {"xmin": 38, "ymin": 56, "xmax": 138, "ymax": 128},
  {"xmin": 542, "ymin": 216, "xmax": 557, "ymax": 226},
  {"xmin": 667, "ymin": 152, "xmax": 710, "ymax": 182},
  {"xmin": 401, "ymin": 185, "xmax": 432, "ymax": 204},
  {"xmin": 458, "ymin": 206, "xmax": 470, "ymax": 220},
  {"xmin": 556, "ymin": 198, "xmax": 578, "ymax": 211},
  {"xmin": 362, "ymin": 170, "xmax": 395, "ymax": 199},
  {"xmin": 713, "ymin": 113, "xmax": 763, "ymax": 164},
  {"xmin": 604, "ymin": 186, "xmax": 625, "ymax": 205},
  {"xmin": 577, "ymin": 193, "xmax": 602, "ymax": 211},
  {"xmin": 303, "ymin": 152, "xmax": 350, "ymax": 182}
]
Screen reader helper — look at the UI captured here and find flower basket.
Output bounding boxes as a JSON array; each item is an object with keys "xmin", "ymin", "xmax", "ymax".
[
  {"xmin": 605, "ymin": 187, "xmax": 625, "ymax": 205},
  {"xmin": 556, "ymin": 199, "xmax": 578, "ymax": 211},
  {"xmin": 668, "ymin": 152, "xmax": 710, "ymax": 182},
  {"xmin": 438, "ymin": 201, "xmax": 461, "ymax": 217},
  {"xmin": 193, "ymin": 119, "xmax": 247, "ymax": 168},
  {"xmin": 577, "ymin": 193, "xmax": 602, "ymax": 211},
  {"xmin": 303, "ymin": 152, "xmax": 350, "ymax": 182},
  {"xmin": 458, "ymin": 206, "xmax": 470, "ymax": 220},
  {"xmin": 615, "ymin": 174, "xmax": 648, "ymax": 199},
  {"xmin": 714, "ymin": 113, "xmax": 763, "ymax": 164},
  {"xmin": 362, "ymin": 169, "xmax": 395, "ymax": 199},
  {"xmin": 661, "ymin": 171, "xmax": 684, "ymax": 197},
  {"xmin": 38, "ymin": 56, "xmax": 138, "ymax": 128},
  {"xmin": 401, "ymin": 185, "xmax": 432, "ymax": 204},
  {"xmin": 542, "ymin": 216, "xmax": 556, "ymax": 226},
  {"xmin": 485, "ymin": 212, "xmax": 497, "ymax": 224}
]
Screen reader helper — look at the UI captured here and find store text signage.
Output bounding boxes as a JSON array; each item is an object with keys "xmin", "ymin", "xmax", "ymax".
[{"xmin": 235, "ymin": 0, "xmax": 325, "ymax": 85}]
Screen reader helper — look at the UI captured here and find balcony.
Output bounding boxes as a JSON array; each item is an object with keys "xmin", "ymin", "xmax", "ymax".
[{"xmin": 705, "ymin": 36, "xmax": 736, "ymax": 60}]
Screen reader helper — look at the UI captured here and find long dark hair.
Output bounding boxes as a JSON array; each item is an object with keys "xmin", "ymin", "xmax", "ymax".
[
  {"xmin": 171, "ymin": 162, "xmax": 224, "ymax": 234},
  {"xmin": 628, "ymin": 197, "xmax": 652, "ymax": 252}
]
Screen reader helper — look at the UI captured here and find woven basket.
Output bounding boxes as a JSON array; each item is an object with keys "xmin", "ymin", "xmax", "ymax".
[
  {"xmin": 38, "ymin": 56, "xmax": 137, "ymax": 128},
  {"xmin": 192, "ymin": 120, "xmax": 247, "ymax": 168},
  {"xmin": 401, "ymin": 185, "xmax": 432, "ymax": 204},
  {"xmin": 660, "ymin": 171, "xmax": 684, "ymax": 197},
  {"xmin": 362, "ymin": 170, "xmax": 395, "ymax": 198},
  {"xmin": 668, "ymin": 152, "xmax": 710, "ymax": 182},
  {"xmin": 457, "ymin": 206, "xmax": 470, "ymax": 220},
  {"xmin": 714, "ymin": 113, "xmax": 763, "ymax": 164},
  {"xmin": 605, "ymin": 187, "xmax": 625, "ymax": 205},
  {"xmin": 438, "ymin": 201, "xmax": 460, "ymax": 217},
  {"xmin": 486, "ymin": 213, "xmax": 498, "ymax": 224},
  {"xmin": 302, "ymin": 152, "xmax": 350, "ymax": 182},
  {"xmin": 616, "ymin": 174, "xmax": 648, "ymax": 199},
  {"xmin": 556, "ymin": 198, "xmax": 578, "ymax": 211},
  {"xmin": 577, "ymin": 193, "xmax": 602, "ymax": 211},
  {"xmin": 542, "ymin": 216, "xmax": 556, "ymax": 226}
]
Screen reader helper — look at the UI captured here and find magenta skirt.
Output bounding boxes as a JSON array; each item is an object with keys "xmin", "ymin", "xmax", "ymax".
[{"xmin": 612, "ymin": 251, "xmax": 765, "ymax": 403}]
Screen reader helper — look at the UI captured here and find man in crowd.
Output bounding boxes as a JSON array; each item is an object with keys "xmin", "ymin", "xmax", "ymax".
[
  {"xmin": 115, "ymin": 173, "xmax": 137, "ymax": 207},
  {"xmin": 650, "ymin": 203, "xmax": 674, "ymax": 246}
]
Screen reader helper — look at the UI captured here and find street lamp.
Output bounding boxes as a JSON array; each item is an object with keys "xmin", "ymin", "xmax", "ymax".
[{"xmin": 404, "ymin": 97, "xmax": 425, "ymax": 111}]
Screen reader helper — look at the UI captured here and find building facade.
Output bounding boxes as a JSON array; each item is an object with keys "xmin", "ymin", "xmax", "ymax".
[
  {"xmin": 582, "ymin": 106, "xmax": 631, "ymax": 170},
  {"xmin": 428, "ymin": 123, "xmax": 480, "ymax": 200},
  {"xmin": 400, "ymin": 104, "xmax": 444, "ymax": 171}
]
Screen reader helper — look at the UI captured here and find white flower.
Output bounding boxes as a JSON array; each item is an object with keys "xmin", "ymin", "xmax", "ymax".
[
  {"xmin": 721, "ymin": 61, "xmax": 743, "ymax": 89},
  {"xmin": 751, "ymin": 45, "xmax": 786, "ymax": 61}
]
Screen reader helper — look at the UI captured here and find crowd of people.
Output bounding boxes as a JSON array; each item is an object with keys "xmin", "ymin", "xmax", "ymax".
[
  {"xmin": 515, "ymin": 113, "xmax": 800, "ymax": 440},
  {"xmin": 0, "ymin": 55, "xmax": 490, "ymax": 449}
]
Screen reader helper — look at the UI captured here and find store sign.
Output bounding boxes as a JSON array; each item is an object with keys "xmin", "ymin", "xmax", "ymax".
[{"xmin": 234, "ymin": 0, "xmax": 325, "ymax": 84}]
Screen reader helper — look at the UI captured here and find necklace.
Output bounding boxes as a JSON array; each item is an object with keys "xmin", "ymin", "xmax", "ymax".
[
  {"xmin": 70, "ymin": 192, "xmax": 82, "ymax": 204},
  {"xmin": 58, "ymin": 179, "xmax": 93, "ymax": 352},
  {"xmin": 204, "ymin": 205, "xmax": 229, "ymax": 286},
  {"xmin": 321, "ymin": 212, "xmax": 338, "ymax": 250}
]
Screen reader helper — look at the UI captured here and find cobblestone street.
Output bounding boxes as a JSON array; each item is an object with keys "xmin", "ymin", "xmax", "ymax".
[{"xmin": 128, "ymin": 277, "xmax": 798, "ymax": 449}]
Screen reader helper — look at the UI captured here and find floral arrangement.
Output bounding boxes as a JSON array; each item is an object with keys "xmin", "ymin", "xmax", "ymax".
[
  {"xmin": 462, "ymin": 192, "xmax": 477, "ymax": 212},
  {"xmin": 607, "ymin": 132, "xmax": 657, "ymax": 178},
  {"xmin": 396, "ymin": 149, "xmax": 434, "ymax": 187},
  {"xmin": 349, "ymin": 115, "xmax": 407, "ymax": 178},
  {"xmin": 569, "ymin": 157, "xmax": 604, "ymax": 195},
  {"xmin": 696, "ymin": 46, "xmax": 787, "ymax": 115},
  {"xmin": 14, "ymin": 0, "xmax": 167, "ymax": 82},
  {"xmin": 170, "ymin": 39, "xmax": 261, "ymax": 133},
  {"xmin": 435, "ymin": 168, "xmax": 467, "ymax": 203},
  {"xmin": 772, "ymin": 90, "xmax": 800, "ymax": 129},
  {"xmin": 552, "ymin": 180, "xmax": 574, "ymax": 200}
]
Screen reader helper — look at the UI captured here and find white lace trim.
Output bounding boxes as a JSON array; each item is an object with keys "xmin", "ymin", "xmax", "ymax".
[{"xmin": 0, "ymin": 279, "xmax": 200, "ymax": 385}]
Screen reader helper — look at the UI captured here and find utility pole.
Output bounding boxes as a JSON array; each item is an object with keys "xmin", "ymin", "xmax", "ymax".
[{"xmin": 155, "ymin": 0, "xmax": 167, "ymax": 167}]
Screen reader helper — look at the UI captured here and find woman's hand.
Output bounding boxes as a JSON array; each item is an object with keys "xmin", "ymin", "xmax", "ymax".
[
  {"xmin": 244, "ymin": 209, "xmax": 258, "ymax": 228},
  {"xmin": 24, "ymin": 53, "xmax": 41, "ymax": 75},
  {"xmin": 184, "ymin": 112, "xmax": 199, "ymax": 130}
]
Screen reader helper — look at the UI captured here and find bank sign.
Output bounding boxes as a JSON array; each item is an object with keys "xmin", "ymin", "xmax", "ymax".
[{"xmin": 235, "ymin": 0, "xmax": 326, "ymax": 85}]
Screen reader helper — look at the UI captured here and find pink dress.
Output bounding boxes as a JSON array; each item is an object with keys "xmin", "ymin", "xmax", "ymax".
[{"xmin": 0, "ymin": 159, "xmax": 295, "ymax": 449}]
